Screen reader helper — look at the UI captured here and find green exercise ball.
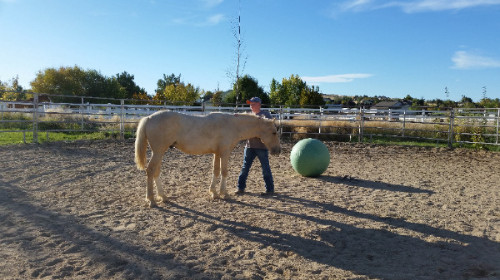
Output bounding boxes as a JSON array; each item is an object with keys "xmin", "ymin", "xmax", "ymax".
[{"xmin": 290, "ymin": 138, "xmax": 330, "ymax": 177}]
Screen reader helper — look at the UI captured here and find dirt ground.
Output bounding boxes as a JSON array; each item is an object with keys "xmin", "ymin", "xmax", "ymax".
[{"xmin": 0, "ymin": 139, "xmax": 499, "ymax": 280}]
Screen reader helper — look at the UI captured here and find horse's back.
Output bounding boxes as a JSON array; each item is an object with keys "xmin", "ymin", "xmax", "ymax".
[
  {"xmin": 145, "ymin": 111, "xmax": 234, "ymax": 154},
  {"xmin": 174, "ymin": 113, "xmax": 235, "ymax": 153}
]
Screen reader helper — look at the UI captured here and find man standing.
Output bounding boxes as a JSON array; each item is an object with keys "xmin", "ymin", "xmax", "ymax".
[{"xmin": 235, "ymin": 97, "xmax": 275, "ymax": 196}]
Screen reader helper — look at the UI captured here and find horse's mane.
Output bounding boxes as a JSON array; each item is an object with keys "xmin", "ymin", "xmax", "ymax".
[
  {"xmin": 234, "ymin": 112, "xmax": 274, "ymax": 122},
  {"xmin": 206, "ymin": 112, "xmax": 273, "ymax": 122}
]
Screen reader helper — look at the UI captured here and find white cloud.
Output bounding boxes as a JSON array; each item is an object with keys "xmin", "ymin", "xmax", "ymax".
[
  {"xmin": 451, "ymin": 51, "xmax": 500, "ymax": 69},
  {"xmin": 339, "ymin": 0, "xmax": 375, "ymax": 12},
  {"xmin": 172, "ymin": 13, "xmax": 225, "ymax": 27},
  {"xmin": 202, "ymin": 0, "xmax": 224, "ymax": 8},
  {"xmin": 302, "ymin": 73, "xmax": 373, "ymax": 83},
  {"xmin": 338, "ymin": 0, "xmax": 500, "ymax": 13},
  {"xmin": 205, "ymin": 13, "xmax": 225, "ymax": 25},
  {"xmin": 395, "ymin": 0, "xmax": 500, "ymax": 13}
]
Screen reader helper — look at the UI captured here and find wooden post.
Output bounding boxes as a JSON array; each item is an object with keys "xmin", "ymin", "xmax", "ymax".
[
  {"xmin": 318, "ymin": 106, "xmax": 323, "ymax": 134},
  {"xmin": 358, "ymin": 108, "xmax": 364, "ymax": 143},
  {"xmin": 120, "ymin": 99, "xmax": 125, "ymax": 140},
  {"xmin": 448, "ymin": 110, "xmax": 454, "ymax": 149},
  {"xmin": 279, "ymin": 105, "xmax": 283, "ymax": 136},
  {"xmin": 496, "ymin": 108, "xmax": 499, "ymax": 145},
  {"xmin": 402, "ymin": 110, "xmax": 406, "ymax": 137},
  {"xmin": 32, "ymin": 93, "xmax": 39, "ymax": 143},
  {"xmin": 80, "ymin": 97, "xmax": 85, "ymax": 131}
]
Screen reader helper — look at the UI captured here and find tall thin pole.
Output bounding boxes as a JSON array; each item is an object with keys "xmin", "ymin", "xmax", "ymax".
[{"xmin": 235, "ymin": 0, "xmax": 241, "ymax": 107}]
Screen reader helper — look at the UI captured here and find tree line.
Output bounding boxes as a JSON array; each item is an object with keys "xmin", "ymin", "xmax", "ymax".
[{"xmin": 1, "ymin": 65, "xmax": 499, "ymax": 109}]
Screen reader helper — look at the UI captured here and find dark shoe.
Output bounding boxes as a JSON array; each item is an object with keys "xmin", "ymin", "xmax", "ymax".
[
  {"xmin": 260, "ymin": 191, "xmax": 275, "ymax": 196},
  {"xmin": 234, "ymin": 189, "xmax": 245, "ymax": 195}
]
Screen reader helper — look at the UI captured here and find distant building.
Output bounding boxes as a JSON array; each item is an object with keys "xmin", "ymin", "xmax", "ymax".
[
  {"xmin": 324, "ymin": 103, "xmax": 342, "ymax": 110},
  {"xmin": 371, "ymin": 101, "xmax": 410, "ymax": 111}
]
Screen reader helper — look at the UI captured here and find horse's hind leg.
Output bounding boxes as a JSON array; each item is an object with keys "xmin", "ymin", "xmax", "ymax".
[
  {"xmin": 209, "ymin": 154, "xmax": 221, "ymax": 199},
  {"xmin": 146, "ymin": 152, "xmax": 163, "ymax": 207}
]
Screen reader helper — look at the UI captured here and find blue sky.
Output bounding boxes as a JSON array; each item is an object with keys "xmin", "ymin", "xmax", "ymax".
[{"xmin": 1, "ymin": 0, "xmax": 500, "ymax": 102}]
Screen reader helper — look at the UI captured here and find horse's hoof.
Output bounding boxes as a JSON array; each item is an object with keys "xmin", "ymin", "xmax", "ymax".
[
  {"xmin": 145, "ymin": 199, "xmax": 157, "ymax": 208},
  {"xmin": 157, "ymin": 195, "xmax": 168, "ymax": 203},
  {"xmin": 219, "ymin": 192, "xmax": 229, "ymax": 199},
  {"xmin": 209, "ymin": 192, "xmax": 218, "ymax": 200}
]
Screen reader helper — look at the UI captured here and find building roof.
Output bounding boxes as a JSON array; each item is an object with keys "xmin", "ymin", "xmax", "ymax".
[{"xmin": 371, "ymin": 101, "xmax": 404, "ymax": 110}]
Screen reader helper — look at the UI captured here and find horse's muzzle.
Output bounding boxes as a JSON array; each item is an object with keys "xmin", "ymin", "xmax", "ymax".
[{"xmin": 270, "ymin": 146, "xmax": 281, "ymax": 155}]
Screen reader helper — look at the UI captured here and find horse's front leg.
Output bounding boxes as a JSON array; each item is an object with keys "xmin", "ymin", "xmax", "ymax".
[
  {"xmin": 209, "ymin": 153, "xmax": 221, "ymax": 199},
  {"xmin": 155, "ymin": 177, "xmax": 168, "ymax": 203},
  {"xmin": 218, "ymin": 153, "xmax": 230, "ymax": 199}
]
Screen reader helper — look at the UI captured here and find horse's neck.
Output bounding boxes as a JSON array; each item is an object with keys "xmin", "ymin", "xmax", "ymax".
[{"xmin": 236, "ymin": 116, "xmax": 263, "ymax": 139}]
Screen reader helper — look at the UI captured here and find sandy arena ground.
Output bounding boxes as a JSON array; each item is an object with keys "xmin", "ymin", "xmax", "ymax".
[{"xmin": 0, "ymin": 139, "xmax": 499, "ymax": 279}]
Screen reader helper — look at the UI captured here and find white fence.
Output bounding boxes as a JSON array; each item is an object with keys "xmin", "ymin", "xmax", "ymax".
[{"xmin": 1, "ymin": 93, "xmax": 499, "ymax": 147}]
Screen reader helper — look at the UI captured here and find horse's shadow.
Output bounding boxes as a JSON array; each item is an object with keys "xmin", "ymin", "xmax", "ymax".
[
  {"xmin": 315, "ymin": 175, "xmax": 434, "ymax": 194},
  {"xmin": 161, "ymin": 191, "xmax": 498, "ymax": 279}
]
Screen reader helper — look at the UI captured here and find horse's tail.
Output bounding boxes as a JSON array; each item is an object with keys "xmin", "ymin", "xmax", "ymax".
[{"xmin": 135, "ymin": 117, "xmax": 149, "ymax": 170}]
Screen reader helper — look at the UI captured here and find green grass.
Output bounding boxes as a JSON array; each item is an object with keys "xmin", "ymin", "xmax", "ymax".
[{"xmin": 0, "ymin": 130, "xmax": 133, "ymax": 145}]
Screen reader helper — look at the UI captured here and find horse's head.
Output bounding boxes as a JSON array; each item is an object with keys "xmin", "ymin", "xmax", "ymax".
[{"xmin": 259, "ymin": 118, "xmax": 281, "ymax": 155}]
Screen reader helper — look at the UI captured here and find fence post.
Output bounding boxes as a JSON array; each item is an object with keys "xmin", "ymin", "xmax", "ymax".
[
  {"xmin": 402, "ymin": 110, "xmax": 406, "ymax": 137},
  {"xmin": 448, "ymin": 109, "xmax": 455, "ymax": 148},
  {"xmin": 1, "ymin": 102, "xmax": 4, "ymax": 127},
  {"xmin": 120, "ymin": 99, "xmax": 125, "ymax": 140},
  {"xmin": 279, "ymin": 105, "xmax": 283, "ymax": 136},
  {"xmin": 319, "ymin": 106, "xmax": 323, "ymax": 134},
  {"xmin": 32, "ymin": 93, "xmax": 39, "ymax": 143},
  {"xmin": 358, "ymin": 108, "xmax": 364, "ymax": 143},
  {"xmin": 496, "ymin": 108, "xmax": 499, "ymax": 145},
  {"xmin": 80, "ymin": 97, "xmax": 85, "ymax": 131}
]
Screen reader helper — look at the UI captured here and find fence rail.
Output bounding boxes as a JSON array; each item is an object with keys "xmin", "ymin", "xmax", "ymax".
[{"xmin": 1, "ymin": 93, "xmax": 499, "ymax": 147}]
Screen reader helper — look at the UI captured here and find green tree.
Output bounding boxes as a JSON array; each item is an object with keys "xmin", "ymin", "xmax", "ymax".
[
  {"xmin": 299, "ymin": 85, "xmax": 325, "ymax": 107},
  {"xmin": 202, "ymin": 90, "xmax": 214, "ymax": 102},
  {"xmin": 30, "ymin": 66, "xmax": 127, "ymax": 100},
  {"xmin": 156, "ymin": 73, "xmax": 181, "ymax": 95},
  {"xmin": 442, "ymin": 99, "xmax": 457, "ymax": 109},
  {"xmin": 225, "ymin": 75, "xmax": 268, "ymax": 104},
  {"xmin": 281, "ymin": 74, "xmax": 304, "ymax": 106},
  {"xmin": 116, "ymin": 71, "xmax": 147, "ymax": 99},
  {"xmin": 31, "ymin": 66, "xmax": 87, "ymax": 96},
  {"xmin": 211, "ymin": 90, "xmax": 224, "ymax": 106},
  {"xmin": 154, "ymin": 76, "xmax": 201, "ymax": 105},
  {"xmin": 340, "ymin": 96, "xmax": 355, "ymax": 107},
  {"xmin": 269, "ymin": 78, "xmax": 286, "ymax": 105},
  {"xmin": 269, "ymin": 74, "xmax": 323, "ymax": 107},
  {"xmin": 1, "ymin": 76, "xmax": 27, "ymax": 101},
  {"xmin": 131, "ymin": 92, "xmax": 150, "ymax": 104},
  {"xmin": 479, "ymin": 98, "xmax": 500, "ymax": 108},
  {"xmin": 410, "ymin": 98, "xmax": 425, "ymax": 110},
  {"xmin": 459, "ymin": 95, "xmax": 476, "ymax": 108}
]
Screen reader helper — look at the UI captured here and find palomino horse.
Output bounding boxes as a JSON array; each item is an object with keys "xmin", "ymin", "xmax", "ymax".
[{"xmin": 135, "ymin": 111, "xmax": 281, "ymax": 207}]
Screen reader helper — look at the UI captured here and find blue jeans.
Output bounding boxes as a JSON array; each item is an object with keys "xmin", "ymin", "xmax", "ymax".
[{"xmin": 237, "ymin": 147, "xmax": 274, "ymax": 192}]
